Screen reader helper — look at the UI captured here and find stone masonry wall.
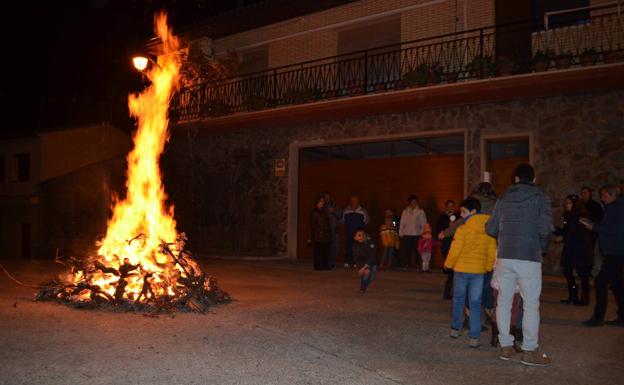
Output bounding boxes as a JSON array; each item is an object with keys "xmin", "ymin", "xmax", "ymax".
[{"xmin": 164, "ymin": 90, "xmax": 624, "ymax": 271}]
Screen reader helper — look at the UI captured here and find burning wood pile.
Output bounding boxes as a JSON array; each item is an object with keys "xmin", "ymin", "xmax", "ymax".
[
  {"xmin": 36, "ymin": 233, "xmax": 230, "ymax": 312},
  {"xmin": 36, "ymin": 13, "xmax": 230, "ymax": 313}
]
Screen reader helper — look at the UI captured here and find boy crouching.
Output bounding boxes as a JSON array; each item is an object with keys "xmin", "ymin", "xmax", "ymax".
[{"xmin": 353, "ymin": 228, "xmax": 378, "ymax": 293}]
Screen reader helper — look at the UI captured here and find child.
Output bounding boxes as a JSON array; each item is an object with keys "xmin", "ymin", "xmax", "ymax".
[
  {"xmin": 444, "ymin": 197, "xmax": 496, "ymax": 348},
  {"xmin": 417, "ymin": 223, "xmax": 436, "ymax": 272},
  {"xmin": 352, "ymin": 228, "xmax": 377, "ymax": 293},
  {"xmin": 379, "ymin": 208, "xmax": 399, "ymax": 269}
]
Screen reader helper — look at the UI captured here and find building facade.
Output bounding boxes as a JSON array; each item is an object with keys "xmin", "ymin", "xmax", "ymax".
[
  {"xmin": 0, "ymin": 123, "xmax": 132, "ymax": 259},
  {"xmin": 159, "ymin": 0, "xmax": 624, "ymax": 270}
]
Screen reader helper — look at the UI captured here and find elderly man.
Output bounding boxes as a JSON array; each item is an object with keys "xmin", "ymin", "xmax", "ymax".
[{"xmin": 582, "ymin": 184, "xmax": 624, "ymax": 327}]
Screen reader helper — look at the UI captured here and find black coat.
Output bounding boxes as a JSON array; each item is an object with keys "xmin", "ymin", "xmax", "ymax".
[
  {"xmin": 555, "ymin": 211, "xmax": 594, "ymax": 268},
  {"xmin": 310, "ymin": 207, "xmax": 331, "ymax": 243}
]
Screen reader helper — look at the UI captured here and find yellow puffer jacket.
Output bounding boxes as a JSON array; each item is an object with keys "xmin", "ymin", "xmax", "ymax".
[{"xmin": 444, "ymin": 214, "xmax": 496, "ymax": 274}]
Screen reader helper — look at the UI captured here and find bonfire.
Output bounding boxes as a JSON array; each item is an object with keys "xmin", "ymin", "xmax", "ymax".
[{"xmin": 36, "ymin": 13, "xmax": 230, "ymax": 312}]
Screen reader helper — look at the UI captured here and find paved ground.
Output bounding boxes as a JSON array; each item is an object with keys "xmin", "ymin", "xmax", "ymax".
[{"xmin": 0, "ymin": 259, "xmax": 623, "ymax": 385}]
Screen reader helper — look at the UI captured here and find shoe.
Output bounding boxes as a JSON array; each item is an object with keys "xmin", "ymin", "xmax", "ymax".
[
  {"xmin": 605, "ymin": 318, "xmax": 624, "ymax": 327},
  {"xmin": 498, "ymin": 346, "xmax": 516, "ymax": 361},
  {"xmin": 450, "ymin": 329, "xmax": 462, "ymax": 339},
  {"xmin": 521, "ymin": 349, "xmax": 551, "ymax": 366},
  {"xmin": 344, "ymin": 263, "xmax": 350, "ymax": 268},
  {"xmin": 583, "ymin": 317, "xmax": 604, "ymax": 327},
  {"xmin": 513, "ymin": 341, "xmax": 523, "ymax": 353},
  {"xmin": 469, "ymin": 338, "xmax": 480, "ymax": 348}
]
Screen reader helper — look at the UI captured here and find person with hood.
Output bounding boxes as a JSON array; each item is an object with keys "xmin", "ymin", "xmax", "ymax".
[
  {"xmin": 444, "ymin": 197, "xmax": 496, "ymax": 348},
  {"xmin": 581, "ymin": 184, "xmax": 624, "ymax": 327},
  {"xmin": 486, "ymin": 164, "xmax": 552, "ymax": 366}
]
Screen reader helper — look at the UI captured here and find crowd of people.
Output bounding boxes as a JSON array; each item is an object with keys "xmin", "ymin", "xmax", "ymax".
[{"xmin": 309, "ymin": 163, "xmax": 624, "ymax": 366}]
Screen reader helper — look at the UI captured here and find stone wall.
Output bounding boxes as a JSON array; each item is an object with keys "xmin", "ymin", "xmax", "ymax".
[{"xmin": 164, "ymin": 90, "xmax": 624, "ymax": 270}]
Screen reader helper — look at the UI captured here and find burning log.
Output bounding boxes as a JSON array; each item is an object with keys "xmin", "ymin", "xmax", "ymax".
[{"xmin": 36, "ymin": 240, "xmax": 230, "ymax": 313}]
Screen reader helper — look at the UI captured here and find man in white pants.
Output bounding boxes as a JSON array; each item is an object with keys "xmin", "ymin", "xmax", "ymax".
[{"xmin": 486, "ymin": 164, "xmax": 552, "ymax": 366}]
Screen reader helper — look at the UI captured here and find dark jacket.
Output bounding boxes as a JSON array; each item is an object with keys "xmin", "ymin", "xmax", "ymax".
[
  {"xmin": 353, "ymin": 234, "xmax": 377, "ymax": 267},
  {"xmin": 554, "ymin": 211, "xmax": 594, "ymax": 267},
  {"xmin": 593, "ymin": 197, "xmax": 624, "ymax": 256},
  {"xmin": 342, "ymin": 205, "xmax": 369, "ymax": 235},
  {"xmin": 310, "ymin": 207, "xmax": 331, "ymax": 243},
  {"xmin": 584, "ymin": 199, "xmax": 604, "ymax": 223},
  {"xmin": 486, "ymin": 182, "xmax": 552, "ymax": 262}
]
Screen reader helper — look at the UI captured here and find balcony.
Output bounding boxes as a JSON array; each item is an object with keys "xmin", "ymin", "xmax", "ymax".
[{"xmin": 170, "ymin": 3, "xmax": 624, "ymax": 123}]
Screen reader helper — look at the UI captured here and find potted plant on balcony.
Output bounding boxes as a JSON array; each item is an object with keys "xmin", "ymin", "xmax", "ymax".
[
  {"xmin": 554, "ymin": 51, "xmax": 574, "ymax": 69},
  {"xmin": 580, "ymin": 48, "xmax": 599, "ymax": 67},
  {"xmin": 465, "ymin": 55, "xmax": 498, "ymax": 79},
  {"xmin": 532, "ymin": 49, "xmax": 554, "ymax": 72}
]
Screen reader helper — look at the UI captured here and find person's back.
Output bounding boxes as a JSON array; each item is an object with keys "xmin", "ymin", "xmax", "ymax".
[
  {"xmin": 446, "ymin": 215, "xmax": 496, "ymax": 274},
  {"xmin": 486, "ymin": 182, "xmax": 551, "ymax": 262},
  {"xmin": 485, "ymin": 164, "xmax": 552, "ymax": 366}
]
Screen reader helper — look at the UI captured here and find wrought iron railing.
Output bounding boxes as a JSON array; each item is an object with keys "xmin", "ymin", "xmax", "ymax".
[{"xmin": 170, "ymin": 3, "xmax": 624, "ymax": 121}]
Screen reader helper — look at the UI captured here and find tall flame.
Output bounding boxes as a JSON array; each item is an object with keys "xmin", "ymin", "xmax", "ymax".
[{"xmin": 92, "ymin": 13, "xmax": 182, "ymax": 297}]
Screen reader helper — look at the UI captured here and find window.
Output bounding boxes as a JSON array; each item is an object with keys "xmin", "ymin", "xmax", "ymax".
[
  {"xmin": 15, "ymin": 153, "xmax": 30, "ymax": 182},
  {"xmin": 533, "ymin": 0, "xmax": 590, "ymax": 30},
  {"xmin": 330, "ymin": 144, "xmax": 360, "ymax": 160},
  {"xmin": 301, "ymin": 147, "xmax": 329, "ymax": 163},
  {"xmin": 362, "ymin": 142, "xmax": 392, "ymax": 159},
  {"xmin": 0, "ymin": 155, "xmax": 5, "ymax": 182}
]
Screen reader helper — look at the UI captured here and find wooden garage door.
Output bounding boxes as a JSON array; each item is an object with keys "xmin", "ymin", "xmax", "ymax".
[{"xmin": 298, "ymin": 154, "xmax": 464, "ymax": 268}]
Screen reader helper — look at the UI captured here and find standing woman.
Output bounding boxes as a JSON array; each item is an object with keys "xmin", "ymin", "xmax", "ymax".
[
  {"xmin": 311, "ymin": 195, "xmax": 331, "ymax": 270},
  {"xmin": 554, "ymin": 194, "xmax": 594, "ymax": 305}
]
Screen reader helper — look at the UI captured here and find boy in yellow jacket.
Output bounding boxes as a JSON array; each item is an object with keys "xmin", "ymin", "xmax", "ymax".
[{"xmin": 444, "ymin": 197, "xmax": 496, "ymax": 348}]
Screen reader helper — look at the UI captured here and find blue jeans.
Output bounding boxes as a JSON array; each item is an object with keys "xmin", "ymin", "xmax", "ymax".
[
  {"xmin": 360, "ymin": 265, "xmax": 377, "ymax": 289},
  {"xmin": 452, "ymin": 272, "xmax": 484, "ymax": 338},
  {"xmin": 380, "ymin": 247, "xmax": 395, "ymax": 267},
  {"xmin": 482, "ymin": 271, "xmax": 494, "ymax": 309}
]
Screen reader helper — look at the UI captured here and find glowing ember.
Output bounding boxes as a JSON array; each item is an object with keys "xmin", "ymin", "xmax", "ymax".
[{"xmin": 36, "ymin": 13, "xmax": 229, "ymax": 312}]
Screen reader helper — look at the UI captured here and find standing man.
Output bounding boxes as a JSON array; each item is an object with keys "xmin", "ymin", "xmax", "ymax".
[
  {"xmin": 323, "ymin": 192, "xmax": 342, "ymax": 270},
  {"xmin": 342, "ymin": 195, "xmax": 369, "ymax": 268},
  {"xmin": 399, "ymin": 195, "xmax": 427, "ymax": 270},
  {"xmin": 580, "ymin": 186, "xmax": 604, "ymax": 224},
  {"xmin": 582, "ymin": 184, "xmax": 624, "ymax": 327},
  {"xmin": 486, "ymin": 164, "xmax": 552, "ymax": 366}
]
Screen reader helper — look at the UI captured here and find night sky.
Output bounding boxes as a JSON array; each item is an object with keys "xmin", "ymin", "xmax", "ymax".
[{"xmin": 0, "ymin": 0, "xmax": 250, "ymax": 136}]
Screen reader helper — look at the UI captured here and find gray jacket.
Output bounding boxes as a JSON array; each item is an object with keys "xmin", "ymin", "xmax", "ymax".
[{"xmin": 486, "ymin": 182, "xmax": 552, "ymax": 262}]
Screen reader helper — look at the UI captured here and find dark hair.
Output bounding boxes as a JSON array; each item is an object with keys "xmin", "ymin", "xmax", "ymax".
[
  {"xmin": 564, "ymin": 194, "xmax": 580, "ymax": 211},
  {"xmin": 384, "ymin": 207, "xmax": 394, "ymax": 213},
  {"xmin": 581, "ymin": 186, "xmax": 593, "ymax": 194},
  {"xmin": 513, "ymin": 163, "xmax": 535, "ymax": 182},
  {"xmin": 445, "ymin": 199, "xmax": 455, "ymax": 205},
  {"xmin": 313, "ymin": 195, "xmax": 325, "ymax": 206},
  {"xmin": 459, "ymin": 197, "xmax": 481, "ymax": 213},
  {"xmin": 600, "ymin": 184, "xmax": 619, "ymax": 197},
  {"xmin": 472, "ymin": 182, "xmax": 497, "ymax": 198},
  {"xmin": 353, "ymin": 227, "xmax": 366, "ymax": 238},
  {"xmin": 408, "ymin": 194, "xmax": 419, "ymax": 202}
]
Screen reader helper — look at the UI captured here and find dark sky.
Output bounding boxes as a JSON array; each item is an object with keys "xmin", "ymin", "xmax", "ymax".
[{"xmin": 0, "ymin": 0, "xmax": 250, "ymax": 136}]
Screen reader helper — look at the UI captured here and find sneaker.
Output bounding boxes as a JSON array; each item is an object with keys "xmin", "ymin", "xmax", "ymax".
[
  {"xmin": 583, "ymin": 317, "xmax": 604, "ymax": 327},
  {"xmin": 605, "ymin": 318, "xmax": 624, "ymax": 327},
  {"xmin": 450, "ymin": 329, "xmax": 462, "ymax": 339},
  {"xmin": 344, "ymin": 263, "xmax": 350, "ymax": 268},
  {"xmin": 521, "ymin": 349, "xmax": 551, "ymax": 366},
  {"xmin": 498, "ymin": 346, "xmax": 516, "ymax": 361},
  {"xmin": 469, "ymin": 338, "xmax": 480, "ymax": 348}
]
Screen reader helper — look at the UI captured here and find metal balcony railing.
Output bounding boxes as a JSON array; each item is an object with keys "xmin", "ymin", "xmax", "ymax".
[{"xmin": 170, "ymin": 3, "xmax": 624, "ymax": 122}]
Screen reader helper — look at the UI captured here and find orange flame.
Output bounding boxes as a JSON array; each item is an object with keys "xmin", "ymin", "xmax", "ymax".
[{"xmin": 86, "ymin": 13, "xmax": 183, "ymax": 300}]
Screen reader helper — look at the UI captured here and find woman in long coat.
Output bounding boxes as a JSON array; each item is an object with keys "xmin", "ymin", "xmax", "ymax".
[
  {"xmin": 555, "ymin": 194, "xmax": 595, "ymax": 305},
  {"xmin": 310, "ymin": 195, "xmax": 331, "ymax": 270}
]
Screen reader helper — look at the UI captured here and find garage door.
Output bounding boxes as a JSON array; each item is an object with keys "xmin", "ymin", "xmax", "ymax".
[{"xmin": 297, "ymin": 135, "xmax": 464, "ymax": 268}]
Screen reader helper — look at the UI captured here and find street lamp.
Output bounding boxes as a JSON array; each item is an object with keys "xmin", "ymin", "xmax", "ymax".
[
  {"xmin": 132, "ymin": 56, "xmax": 149, "ymax": 71},
  {"xmin": 132, "ymin": 56, "xmax": 160, "ymax": 71}
]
